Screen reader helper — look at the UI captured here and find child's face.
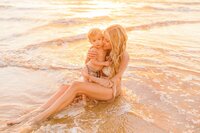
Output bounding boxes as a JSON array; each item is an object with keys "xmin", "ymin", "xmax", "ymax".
[{"xmin": 90, "ymin": 34, "xmax": 103, "ymax": 48}]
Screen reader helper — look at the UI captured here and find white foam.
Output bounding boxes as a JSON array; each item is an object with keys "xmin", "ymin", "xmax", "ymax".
[
  {"xmin": 36, "ymin": 124, "xmax": 67, "ymax": 133},
  {"xmin": 54, "ymin": 102, "xmax": 85, "ymax": 119},
  {"xmin": 68, "ymin": 127, "xmax": 85, "ymax": 133},
  {"xmin": 0, "ymin": 60, "xmax": 6, "ymax": 67}
]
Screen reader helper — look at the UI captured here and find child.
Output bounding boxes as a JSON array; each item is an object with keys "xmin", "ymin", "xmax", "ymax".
[{"xmin": 81, "ymin": 28, "xmax": 110, "ymax": 105}]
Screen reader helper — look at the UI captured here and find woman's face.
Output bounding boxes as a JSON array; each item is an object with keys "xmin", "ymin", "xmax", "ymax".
[{"xmin": 103, "ymin": 31, "xmax": 112, "ymax": 50}]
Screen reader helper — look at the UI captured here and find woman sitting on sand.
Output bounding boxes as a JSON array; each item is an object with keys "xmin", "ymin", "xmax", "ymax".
[{"xmin": 7, "ymin": 24, "xmax": 129, "ymax": 131}]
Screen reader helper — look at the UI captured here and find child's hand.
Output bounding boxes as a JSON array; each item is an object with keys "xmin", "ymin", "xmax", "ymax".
[
  {"xmin": 90, "ymin": 59, "xmax": 96, "ymax": 64},
  {"xmin": 106, "ymin": 56, "xmax": 112, "ymax": 61},
  {"xmin": 87, "ymin": 48, "xmax": 97, "ymax": 59}
]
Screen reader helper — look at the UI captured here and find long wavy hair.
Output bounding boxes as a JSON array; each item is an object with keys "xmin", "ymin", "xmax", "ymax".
[{"xmin": 105, "ymin": 24, "xmax": 128, "ymax": 78}]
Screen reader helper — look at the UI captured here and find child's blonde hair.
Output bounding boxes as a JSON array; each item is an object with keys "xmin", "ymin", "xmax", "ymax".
[{"xmin": 87, "ymin": 28, "xmax": 103, "ymax": 41}]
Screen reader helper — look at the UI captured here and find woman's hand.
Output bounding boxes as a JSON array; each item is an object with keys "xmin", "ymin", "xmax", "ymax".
[
  {"xmin": 87, "ymin": 48, "xmax": 97, "ymax": 59},
  {"xmin": 111, "ymin": 75, "xmax": 120, "ymax": 85},
  {"xmin": 104, "ymin": 60, "xmax": 112, "ymax": 66}
]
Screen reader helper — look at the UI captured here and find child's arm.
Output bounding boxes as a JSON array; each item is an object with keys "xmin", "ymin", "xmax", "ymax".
[
  {"xmin": 90, "ymin": 51, "xmax": 111, "ymax": 66},
  {"xmin": 91, "ymin": 60, "xmax": 110, "ymax": 66},
  {"xmin": 85, "ymin": 47, "xmax": 96, "ymax": 64},
  {"xmin": 85, "ymin": 47, "xmax": 97, "ymax": 64}
]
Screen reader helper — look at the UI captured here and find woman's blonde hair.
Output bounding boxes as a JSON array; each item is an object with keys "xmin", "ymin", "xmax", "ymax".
[{"xmin": 105, "ymin": 24, "xmax": 128, "ymax": 78}]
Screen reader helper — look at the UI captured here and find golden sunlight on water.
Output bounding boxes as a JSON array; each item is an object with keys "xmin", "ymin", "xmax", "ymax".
[{"xmin": 0, "ymin": 0, "xmax": 200, "ymax": 133}]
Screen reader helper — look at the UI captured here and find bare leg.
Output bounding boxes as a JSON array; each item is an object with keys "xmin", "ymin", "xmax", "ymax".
[
  {"xmin": 7, "ymin": 84, "xmax": 70, "ymax": 126},
  {"xmin": 81, "ymin": 67, "xmax": 89, "ymax": 105},
  {"xmin": 40, "ymin": 85, "xmax": 70, "ymax": 109},
  {"xmin": 21, "ymin": 81, "xmax": 113, "ymax": 131}
]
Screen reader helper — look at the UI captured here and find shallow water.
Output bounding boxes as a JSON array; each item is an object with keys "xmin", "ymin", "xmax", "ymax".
[{"xmin": 0, "ymin": 0, "xmax": 200, "ymax": 132}]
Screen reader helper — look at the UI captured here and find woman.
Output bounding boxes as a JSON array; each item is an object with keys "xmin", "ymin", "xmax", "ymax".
[{"xmin": 8, "ymin": 24, "xmax": 129, "ymax": 131}]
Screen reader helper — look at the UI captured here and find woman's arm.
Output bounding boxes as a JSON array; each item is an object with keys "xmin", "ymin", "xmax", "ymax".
[
  {"xmin": 113, "ymin": 51, "xmax": 129, "ymax": 79},
  {"xmin": 85, "ymin": 56, "xmax": 90, "ymax": 64},
  {"xmin": 91, "ymin": 60, "xmax": 110, "ymax": 67},
  {"xmin": 85, "ymin": 47, "xmax": 97, "ymax": 64}
]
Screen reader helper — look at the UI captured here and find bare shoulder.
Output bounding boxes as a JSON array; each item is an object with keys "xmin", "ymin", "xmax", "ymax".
[
  {"xmin": 123, "ymin": 51, "xmax": 130, "ymax": 61},
  {"xmin": 124, "ymin": 51, "xmax": 129, "ymax": 56}
]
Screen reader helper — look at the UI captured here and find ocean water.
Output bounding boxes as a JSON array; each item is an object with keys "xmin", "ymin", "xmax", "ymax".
[{"xmin": 0, "ymin": 0, "xmax": 200, "ymax": 132}]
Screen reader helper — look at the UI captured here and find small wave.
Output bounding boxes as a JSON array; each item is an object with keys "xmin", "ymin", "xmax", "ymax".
[
  {"xmin": 51, "ymin": 18, "xmax": 83, "ymax": 25},
  {"xmin": 0, "ymin": 4, "xmax": 47, "ymax": 11},
  {"xmin": 0, "ymin": 61, "xmax": 82, "ymax": 71},
  {"xmin": 0, "ymin": 5, "xmax": 13, "ymax": 9},
  {"xmin": 26, "ymin": 20, "xmax": 200, "ymax": 49},
  {"xmin": 31, "ymin": 15, "xmax": 111, "ymax": 30},
  {"xmin": 0, "ymin": 32, "xmax": 29, "ymax": 42},
  {"xmin": 24, "ymin": 34, "xmax": 86, "ymax": 50},
  {"xmin": 0, "ymin": 17, "xmax": 89, "ymax": 41},
  {"xmin": 15, "ymin": 19, "xmax": 200, "ymax": 55},
  {"xmin": 139, "ymin": 5, "xmax": 200, "ymax": 12},
  {"xmin": 0, "ymin": 17, "xmax": 45, "ymax": 22},
  {"xmin": 36, "ymin": 124, "xmax": 68, "ymax": 133},
  {"xmin": 0, "ymin": 18, "xmax": 46, "ymax": 42},
  {"xmin": 28, "ymin": 18, "xmax": 84, "ymax": 32},
  {"xmin": 54, "ymin": 101, "xmax": 86, "ymax": 119},
  {"xmin": 126, "ymin": 20, "xmax": 200, "ymax": 31},
  {"xmin": 160, "ymin": 2, "xmax": 200, "ymax": 6},
  {"xmin": 0, "ymin": 50, "xmax": 82, "ymax": 70}
]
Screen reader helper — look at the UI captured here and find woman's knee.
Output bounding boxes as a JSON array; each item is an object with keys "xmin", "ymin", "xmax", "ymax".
[
  {"xmin": 60, "ymin": 84, "xmax": 69, "ymax": 91},
  {"xmin": 70, "ymin": 81, "xmax": 82, "ymax": 92},
  {"xmin": 71, "ymin": 81, "xmax": 81, "ymax": 87}
]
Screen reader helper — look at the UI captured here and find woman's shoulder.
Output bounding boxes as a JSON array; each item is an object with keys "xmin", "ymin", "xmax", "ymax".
[
  {"xmin": 123, "ymin": 51, "xmax": 129, "ymax": 61},
  {"xmin": 124, "ymin": 51, "xmax": 129, "ymax": 56}
]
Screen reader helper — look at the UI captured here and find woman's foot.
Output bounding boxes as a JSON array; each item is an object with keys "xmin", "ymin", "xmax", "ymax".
[
  {"xmin": 6, "ymin": 118, "xmax": 22, "ymax": 126},
  {"xmin": 7, "ymin": 108, "xmax": 45, "ymax": 126}
]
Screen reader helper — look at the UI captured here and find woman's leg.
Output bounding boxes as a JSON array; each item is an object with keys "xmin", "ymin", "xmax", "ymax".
[
  {"xmin": 40, "ymin": 84, "xmax": 70, "ymax": 109},
  {"xmin": 7, "ymin": 84, "xmax": 70, "ymax": 126},
  {"xmin": 26, "ymin": 81, "xmax": 113, "ymax": 125}
]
